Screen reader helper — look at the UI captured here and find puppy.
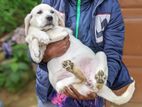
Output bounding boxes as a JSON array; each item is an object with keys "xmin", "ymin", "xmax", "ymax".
[{"xmin": 25, "ymin": 4, "xmax": 135, "ymax": 105}]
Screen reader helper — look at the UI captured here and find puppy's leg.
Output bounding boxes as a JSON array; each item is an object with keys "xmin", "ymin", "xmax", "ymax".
[
  {"xmin": 29, "ymin": 38, "xmax": 42, "ymax": 63},
  {"xmin": 62, "ymin": 60, "xmax": 87, "ymax": 82},
  {"xmin": 38, "ymin": 44, "xmax": 46, "ymax": 61},
  {"xmin": 56, "ymin": 76, "xmax": 81, "ymax": 93},
  {"xmin": 93, "ymin": 51, "xmax": 108, "ymax": 89},
  {"xmin": 48, "ymin": 28, "xmax": 68, "ymax": 43},
  {"xmin": 40, "ymin": 33, "xmax": 50, "ymax": 44},
  {"xmin": 35, "ymin": 31, "xmax": 50, "ymax": 44},
  {"xmin": 32, "ymin": 38, "xmax": 40, "ymax": 57},
  {"xmin": 95, "ymin": 70, "xmax": 107, "ymax": 90}
]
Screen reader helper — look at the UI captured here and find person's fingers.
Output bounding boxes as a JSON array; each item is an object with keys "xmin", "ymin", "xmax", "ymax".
[
  {"xmin": 63, "ymin": 40, "xmax": 70, "ymax": 51},
  {"xmin": 64, "ymin": 86, "xmax": 97, "ymax": 100},
  {"xmin": 62, "ymin": 36, "xmax": 70, "ymax": 46},
  {"xmin": 64, "ymin": 86, "xmax": 78, "ymax": 99},
  {"xmin": 53, "ymin": 37, "xmax": 69, "ymax": 50},
  {"xmin": 63, "ymin": 87, "xmax": 70, "ymax": 96},
  {"xmin": 43, "ymin": 35, "xmax": 70, "ymax": 61},
  {"xmin": 58, "ymin": 35, "xmax": 69, "ymax": 44},
  {"xmin": 70, "ymin": 85, "xmax": 97, "ymax": 100},
  {"xmin": 47, "ymin": 35, "xmax": 70, "ymax": 49},
  {"xmin": 69, "ymin": 85, "xmax": 86, "ymax": 99},
  {"xmin": 58, "ymin": 36, "xmax": 70, "ymax": 52},
  {"xmin": 66, "ymin": 39, "xmax": 70, "ymax": 48},
  {"xmin": 47, "ymin": 37, "xmax": 65, "ymax": 47},
  {"xmin": 86, "ymin": 92, "xmax": 96, "ymax": 100},
  {"xmin": 78, "ymin": 91, "xmax": 96, "ymax": 100},
  {"xmin": 64, "ymin": 35, "xmax": 69, "ymax": 40},
  {"xmin": 69, "ymin": 85, "xmax": 81, "ymax": 96},
  {"xmin": 89, "ymin": 94, "xmax": 96, "ymax": 99}
]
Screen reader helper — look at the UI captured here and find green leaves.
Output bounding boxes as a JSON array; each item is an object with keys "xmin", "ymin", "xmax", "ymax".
[
  {"xmin": 0, "ymin": 44, "xmax": 34, "ymax": 92},
  {"xmin": 0, "ymin": 0, "xmax": 40, "ymax": 36},
  {"xmin": 0, "ymin": 0, "xmax": 38, "ymax": 92},
  {"xmin": 0, "ymin": 73, "xmax": 6, "ymax": 87}
]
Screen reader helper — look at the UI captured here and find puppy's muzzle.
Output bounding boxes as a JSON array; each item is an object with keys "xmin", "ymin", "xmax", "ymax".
[
  {"xmin": 46, "ymin": 15, "xmax": 53, "ymax": 22},
  {"xmin": 43, "ymin": 15, "xmax": 53, "ymax": 27}
]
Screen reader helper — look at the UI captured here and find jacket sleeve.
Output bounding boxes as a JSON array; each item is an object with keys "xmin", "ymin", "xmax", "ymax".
[
  {"xmin": 103, "ymin": 0, "xmax": 132, "ymax": 89},
  {"xmin": 41, "ymin": 0, "xmax": 53, "ymax": 5}
]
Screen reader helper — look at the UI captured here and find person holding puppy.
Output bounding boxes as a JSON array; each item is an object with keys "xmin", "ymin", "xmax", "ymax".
[{"xmin": 36, "ymin": 0, "xmax": 133, "ymax": 107}]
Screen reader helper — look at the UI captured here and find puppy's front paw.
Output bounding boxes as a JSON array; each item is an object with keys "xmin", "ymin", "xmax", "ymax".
[
  {"xmin": 32, "ymin": 50, "xmax": 41, "ymax": 63},
  {"xmin": 33, "ymin": 49, "xmax": 40, "ymax": 58},
  {"xmin": 95, "ymin": 70, "xmax": 107, "ymax": 89},
  {"xmin": 40, "ymin": 37, "xmax": 50, "ymax": 44},
  {"xmin": 62, "ymin": 60, "xmax": 74, "ymax": 73},
  {"xmin": 31, "ymin": 53, "xmax": 41, "ymax": 63}
]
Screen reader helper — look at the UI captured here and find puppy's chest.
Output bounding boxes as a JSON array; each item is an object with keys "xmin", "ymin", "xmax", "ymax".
[{"xmin": 46, "ymin": 27, "xmax": 68, "ymax": 39}]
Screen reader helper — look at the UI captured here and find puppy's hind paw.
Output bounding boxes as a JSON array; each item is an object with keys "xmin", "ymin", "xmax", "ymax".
[
  {"xmin": 62, "ymin": 60, "xmax": 74, "ymax": 73},
  {"xmin": 95, "ymin": 70, "xmax": 107, "ymax": 89}
]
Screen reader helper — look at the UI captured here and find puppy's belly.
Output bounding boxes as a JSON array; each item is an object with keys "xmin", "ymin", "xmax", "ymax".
[
  {"xmin": 72, "ymin": 57, "xmax": 94, "ymax": 77},
  {"xmin": 50, "ymin": 69, "xmax": 93, "ymax": 96},
  {"xmin": 49, "ymin": 69, "xmax": 73, "ymax": 87},
  {"xmin": 49, "ymin": 57, "xmax": 95, "ymax": 95},
  {"xmin": 48, "ymin": 42, "xmax": 98, "ymax": 95}
]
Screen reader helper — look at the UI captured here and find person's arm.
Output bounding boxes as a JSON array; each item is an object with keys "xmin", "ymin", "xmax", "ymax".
[
  {"xmin": 42, "ymin": 36, "xmax": 70, "ymax": 62},
  {"xmin": 103, "ymin": 0, "xmax": 132, "ymax": 89}
]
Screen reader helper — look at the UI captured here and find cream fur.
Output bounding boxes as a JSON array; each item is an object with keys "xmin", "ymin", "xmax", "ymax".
[{"xmin": 25, "ymin": 4, "xmax": 135, "ymax": 105}]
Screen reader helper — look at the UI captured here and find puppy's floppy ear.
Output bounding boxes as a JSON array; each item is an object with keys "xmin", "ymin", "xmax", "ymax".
[
  {"xmin": 56, "ymin": 11, "xmax": 65, "ymax": 27},
  {"xmin": 24, "ymin": 13, "xmax": 32, "ymax": 35}
]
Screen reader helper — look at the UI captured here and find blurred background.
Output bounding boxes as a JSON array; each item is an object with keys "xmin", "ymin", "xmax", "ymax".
[
  {"xmin": 0, "ymin": 0, "xmax": 142, "ymax": 107},
  {"xmin": 0, "ymin": 0, "xmax": 40, "ymax": 107},
  {"xmin": 107, "ymin": 0, "xmax": 142, "ymax": 107}
]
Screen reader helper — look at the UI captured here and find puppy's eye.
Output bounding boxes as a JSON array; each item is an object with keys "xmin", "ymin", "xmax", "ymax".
[
  {"xmin": 50, "ymin": 10, "xmax": 54, "ymax": 14},
  {"xmin": 37, "ymin": 10, "xmax": 42, "ymax": 14}
]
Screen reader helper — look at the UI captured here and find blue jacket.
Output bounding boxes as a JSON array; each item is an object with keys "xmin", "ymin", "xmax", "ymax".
[{"xmin": 36, "ymin": 0, "xmax": 133, "ymax": 105}]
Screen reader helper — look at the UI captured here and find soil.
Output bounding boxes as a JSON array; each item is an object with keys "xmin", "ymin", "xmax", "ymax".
[{"xmin": 0, "ymin": 81, "xmax": 37, "ymax": 107}]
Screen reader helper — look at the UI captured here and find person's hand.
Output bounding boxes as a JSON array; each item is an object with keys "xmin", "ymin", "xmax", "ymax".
[
  {"xmin": 42, "ymin": 36, "xmax": 70, "ymax": 62},
  {"xmin": 63, "ymin": 85, "xmax": 96, "ymax": 100}
]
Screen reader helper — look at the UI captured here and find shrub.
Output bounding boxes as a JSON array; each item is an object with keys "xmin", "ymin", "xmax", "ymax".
[
  {"xmin": 0, "ymin": 44, "xmax": 35, "ymax": 92},
  {"xmin": 0, "ymin": 0, "xmax": 40, "ymax": 37}
]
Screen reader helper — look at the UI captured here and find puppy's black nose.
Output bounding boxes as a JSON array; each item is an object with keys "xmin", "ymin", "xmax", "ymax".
[{"xmin": 46, "ymin": 16, "xmax": 53, "ymax": 21}]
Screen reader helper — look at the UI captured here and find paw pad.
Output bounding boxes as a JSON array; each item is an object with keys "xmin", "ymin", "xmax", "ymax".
[
  {"xmin": 62, "ymin": 60, "xmax": 74, "ymax": 72},
  {"xmin": 95, "ymin": 70, "xmax": 106, "ymax": 84}
]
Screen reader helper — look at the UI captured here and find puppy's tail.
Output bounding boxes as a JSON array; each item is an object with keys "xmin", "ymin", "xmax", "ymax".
[{"xmin": 97, "ymin": 80, "xmax": 135, "ymax": 105}]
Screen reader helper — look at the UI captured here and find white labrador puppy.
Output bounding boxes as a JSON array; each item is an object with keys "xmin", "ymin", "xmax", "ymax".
[{"xmin": 25, "ymin": 4, "xmax": 135, "ymax": 105}]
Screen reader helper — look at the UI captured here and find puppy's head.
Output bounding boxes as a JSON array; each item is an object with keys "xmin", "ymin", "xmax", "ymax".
[{"xmin": 24, "ymin": 4, "xmax": 65, "ymax": 35}]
